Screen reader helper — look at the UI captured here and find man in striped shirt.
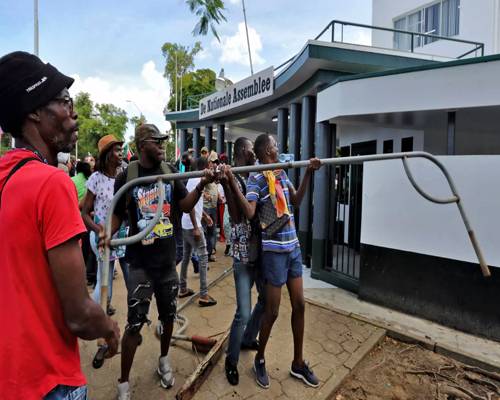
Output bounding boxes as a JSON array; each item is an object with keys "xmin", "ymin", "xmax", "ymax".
[{"xmin": 226, "ymin": 133, "xmax": 322, "ymax": 389}]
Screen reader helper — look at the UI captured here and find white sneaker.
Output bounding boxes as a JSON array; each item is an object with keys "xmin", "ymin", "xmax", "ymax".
[
  {"xmin": 117, "ymin": 381, "xmax": 130, "ymax": 400},
  {"xmin": 158, "ymin": 355, "xmax": 175, "ymax": 389}
]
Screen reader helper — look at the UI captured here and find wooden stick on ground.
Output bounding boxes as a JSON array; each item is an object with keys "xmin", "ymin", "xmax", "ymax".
[{"xmin": 175, "ymin": 328, "xmax": 230, "ymax": 400}]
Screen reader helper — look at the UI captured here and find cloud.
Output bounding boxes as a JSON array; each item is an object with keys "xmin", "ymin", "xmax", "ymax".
[
  {"xmin": 69, "ymin": 61, "xmax": 171, "ymax": 141},
  {"xmin": 214, "ymin": 22, "xmax": 265, "ymax": 67}
]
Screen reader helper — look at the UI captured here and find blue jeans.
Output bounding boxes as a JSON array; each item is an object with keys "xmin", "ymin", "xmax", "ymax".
[
  {"xmin": 175, "ymin": 223, "xmax": 200, "ymax": 267},
  {"xmin": 203, "ymin": 207, "xmax": 217, "ymax": 256},
  {"xmin": 180, "ymin": 229, "xmax": 209, "ymax": 296},
  {"xmin": 226, "ymin": 260, "xmax": 265, "ymax": 365},
  {"xmin": 44, "ymin": 385, "xmax": 87, "ymax": 400}
]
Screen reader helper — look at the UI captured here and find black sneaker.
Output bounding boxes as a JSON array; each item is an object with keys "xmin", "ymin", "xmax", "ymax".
[
  {"xmin": 241, "ymin": 340, "xmax": 259, "ymax": 351},
  {"xmin": 253, "ymin": 357, "xmax": 269, "ymax": 389},
  {"xmin": 225, "ymin": 357, "xmax": 239, "ymax": 386},
  {"xmin": 224, "ymin": 245, "xmax": 231, "ymax": 256},
  {"xmin": 290, "ymin": 361, "xmax": 319, "ymax": 388}
]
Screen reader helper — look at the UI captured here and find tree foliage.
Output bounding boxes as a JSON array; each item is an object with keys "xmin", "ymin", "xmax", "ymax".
[
  {"xmin": 161, "ymin": 41, "xmax": 202, "ymax": 97},
  {"xmin": 0, "ymin": 132, "xmax": 12, "ymax": 156},
  {"xmin": 167, "ymin": 68, "xmax": 216, "ymax": 111},
  {"xmin": 187, "ymin": 0, "xmax": 227, "ymax": 41},
  {"xmin": 74, "ymin": 92, "xmax": 129, "ymax": 158}
]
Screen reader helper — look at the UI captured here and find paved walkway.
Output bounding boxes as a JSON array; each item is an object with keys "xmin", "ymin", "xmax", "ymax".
[
  {"xmin": 80, "ymin": 243, "xmax": 385, "ymax": 399},
  {"xmin": 302, "ymin": 267, "xmax": 500, "ymax": 372}
]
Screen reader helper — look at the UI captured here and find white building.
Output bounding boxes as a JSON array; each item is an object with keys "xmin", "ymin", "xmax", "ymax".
[{"xmin": 372, "ymin": 0, "xmax": 500, "ymax": 56}]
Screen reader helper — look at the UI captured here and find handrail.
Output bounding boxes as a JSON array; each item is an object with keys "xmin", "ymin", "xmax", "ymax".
[
  {"xmin": 328, "ymin": 20, "xmax": 485, "ymax": 48},
  {"xmin": 274, "ymin": 19, "xmax": 485, "ymax": 74},
  {"xmin": 101, "ymin": 151, "xmax": 491, "ymax": 279}
]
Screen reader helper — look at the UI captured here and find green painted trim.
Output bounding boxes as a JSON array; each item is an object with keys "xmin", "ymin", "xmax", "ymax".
[
  {"xmin": 165, "ymin": 109, "xmax": 199, "ymax": 122},
  {"xmin": 167, "ymin": 42, "xmax": 442, "ymax": 126},
  {"xmin": 308, "ymin": 45, "xmax": 437, "ymax": 71},
  {"xmin": 177, "ymin": 70, "xmax": 342, "ymax": 129},
  {"xmin": 321, "ymin": 52, "xmax": 500, "ymax": 91},
  {"xmin": 274, "ymin": 45, "xmax": 312, "ymax": 88}
]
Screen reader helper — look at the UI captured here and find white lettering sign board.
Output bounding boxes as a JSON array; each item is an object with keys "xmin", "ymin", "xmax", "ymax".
[{"xmin": 199, "ymin": 67, "xmax": 274, "ymax": 119}]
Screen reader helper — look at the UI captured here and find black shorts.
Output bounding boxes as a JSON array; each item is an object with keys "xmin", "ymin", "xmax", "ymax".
[{"xmin": 126, "ymin": 266, "xmax": 179, "ymax": 332}]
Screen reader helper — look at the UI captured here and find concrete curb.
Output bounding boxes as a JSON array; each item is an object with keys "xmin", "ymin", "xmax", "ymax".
[{"xmin": 304, "ymin": 297, "xmax": 500, "ymax": 374}]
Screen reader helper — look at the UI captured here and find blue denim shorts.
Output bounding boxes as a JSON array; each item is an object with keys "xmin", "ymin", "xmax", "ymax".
[{"xmin": 261, "ymin": 246, "xmax": 303, "ymax": 287}]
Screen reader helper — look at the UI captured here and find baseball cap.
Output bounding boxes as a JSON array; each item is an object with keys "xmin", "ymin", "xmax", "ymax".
[
  {"xmin": 0, "ymin": 51, "xmax": 74, "ymax": 135},
  {"xmin": 208, "ymin": 151, "xmax": 219, "ymax": 162},
  {"xmin": 135, "ymin": 123, "xmax": 168, "ymax": 144},
  {"xmin": 98, "ymin": 134, "xmax": 123, "ymax": 155}
]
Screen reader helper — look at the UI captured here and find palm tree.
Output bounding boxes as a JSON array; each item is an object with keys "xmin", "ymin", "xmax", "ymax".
[{"xmin": 186, "ymin": 0, "xmax": 227, "ymax": 41}]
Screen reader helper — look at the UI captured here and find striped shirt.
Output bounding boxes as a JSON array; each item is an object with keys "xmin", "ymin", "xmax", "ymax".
[{"xmin": 246, "ymin": 170, "xmax": 299, "ymax": 253}]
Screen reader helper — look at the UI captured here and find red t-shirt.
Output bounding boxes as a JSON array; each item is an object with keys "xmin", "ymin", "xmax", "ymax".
[{"xmin": 0, "ymin": 149, "xmax": 87, "ymax": 399}]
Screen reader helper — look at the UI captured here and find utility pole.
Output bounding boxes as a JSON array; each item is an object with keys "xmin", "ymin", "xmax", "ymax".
[
  {"xmin": 174, "ymin": 52, "xmax": 178, "ymax": 159},
  {"xmin": 34, "ymin": 0, "xmax": 39, "ymax": 56},
  {"xmin": 242, "ymin": 0, "xmax": 253, "ymax": 75},
  {"xmin": 175, "ymin": 52, "xmax": 178, "ymax": 112}
]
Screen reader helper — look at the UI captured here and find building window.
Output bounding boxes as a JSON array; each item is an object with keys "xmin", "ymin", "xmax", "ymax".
[
  {"xmin": 401, "ymin": 137, "xmax": 414, "ymax": 152},
  {"xmin": 424, "ymin": 3, "xmax": 440, "ymax": 44},
  {"xmin": 442, "ymin": 0, "xmax": 460, "ymax": 36},
  {"xmin": 393, "ymin": 0, "xmax": 460, "ymax": 50},
  {"xmin": 383, "ymin": 140, "xmax": 394, "ymax": 154}
]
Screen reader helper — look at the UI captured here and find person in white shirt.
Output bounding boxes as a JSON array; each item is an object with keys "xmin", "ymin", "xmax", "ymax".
[{"xmin": 179, "ymin": 157, "xmax": 217, "ymax": 307}]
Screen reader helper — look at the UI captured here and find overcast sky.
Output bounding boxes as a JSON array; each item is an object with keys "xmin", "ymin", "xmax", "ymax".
[{"xmin": 0, "ymin": 0, "xmax": 372, "ymax": 139}]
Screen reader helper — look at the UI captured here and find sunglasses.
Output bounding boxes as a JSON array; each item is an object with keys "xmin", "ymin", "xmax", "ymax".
[
  {"xmin": 52, "ymin": 95, "xmax": 74, "ymax": 113},
  {"xmin": 142, "ymin": 138, "xmax": 165, "ymax": 145}
]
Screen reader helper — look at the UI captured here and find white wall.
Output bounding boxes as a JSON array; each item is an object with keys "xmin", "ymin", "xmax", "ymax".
[
  {"xmin": 316, "ymin": 58, "xmax": 500, "ymax": 123},
  {"xmin": 372, "ymin": 0, "xmax": 500, "ymax": 55},
  {"xmin": 362, "ymin": 156, "xmax": 500, "ymax": 267},
  {"xmin": 338, "ymin": 124, "xmax": 424, "ymax": 153}
]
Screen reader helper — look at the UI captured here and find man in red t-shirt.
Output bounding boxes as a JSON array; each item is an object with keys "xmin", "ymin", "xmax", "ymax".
[{"xmin": 0, "ymin": 52, "xmax": 120, "ymax": 400}]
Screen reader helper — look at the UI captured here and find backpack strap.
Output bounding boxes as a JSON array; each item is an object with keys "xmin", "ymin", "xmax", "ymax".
[
  {"xmin": 0, "ymin": 157, "xmax": 40, "ymax": 209},
  {"xmin": 234, "ymin": 174, "xmax": 247, "ymax": 196},
  {"xmin": 126, "ymin": 160, "xmax": 140, "ymax": 183}
]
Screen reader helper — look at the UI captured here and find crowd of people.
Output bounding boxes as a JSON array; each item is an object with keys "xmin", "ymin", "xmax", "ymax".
[{"xmin": 0, "ymin": 51, "xmax": 322, "ymax": 400}]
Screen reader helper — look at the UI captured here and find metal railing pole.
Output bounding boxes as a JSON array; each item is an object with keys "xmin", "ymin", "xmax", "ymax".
[
  {"xmin": 100, "ymin": 177, "xmax": 165, "ymax": 311},
  {"xmin": 102, "ymin": 152, "xmax": 491, "ymax": 278}
]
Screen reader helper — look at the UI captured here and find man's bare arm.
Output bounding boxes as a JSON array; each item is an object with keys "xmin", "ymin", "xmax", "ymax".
[
  {"xmin": 289, "ymin": 158, "xmax": 322, "ymax": 207},
  {"xmin": 48, "ymin": 237, "xmax": 120, "ymax": 354},
  {"xmin": 224, "ymin": 167, "xmax": 257, "ymax": 220}
]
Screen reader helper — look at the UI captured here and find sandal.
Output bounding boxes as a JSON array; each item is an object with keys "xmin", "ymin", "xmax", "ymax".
[
  {"xmin": 106, "ymin": 304, "xmax": 116, "ymax": 316},
  {"xmin": 198, "ymin": 296, "xmax": 217, "ymax": 307},
  {"xmin": 92, "ymin": 344, "xmax": 108, "ymax": 369},
  {"xmin": 178, "ymin": 288, "xmax": 195, "ymax": 298}
]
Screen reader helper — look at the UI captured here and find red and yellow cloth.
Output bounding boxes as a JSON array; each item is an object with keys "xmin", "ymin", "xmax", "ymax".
[{"xmin": 263, "ymin": 170, "xmax": 290, "ymax": 217}]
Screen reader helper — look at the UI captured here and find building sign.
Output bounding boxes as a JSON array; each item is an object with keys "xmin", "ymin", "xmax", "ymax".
[{"xmin": 199, "ymin": 67, "xmax": 274, "ymax": 119}]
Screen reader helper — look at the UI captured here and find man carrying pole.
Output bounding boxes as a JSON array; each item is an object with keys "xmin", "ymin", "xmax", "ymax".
[
  {"xmin": 221, "ymin": 133, "xmax": 322, "ymax": 389},
  {"xmin": 104, "ymin": 124, "xmax": 216, "ymax": 399}
]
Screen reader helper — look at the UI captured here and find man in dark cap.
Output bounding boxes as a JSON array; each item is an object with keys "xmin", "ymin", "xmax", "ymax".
[
  {"xmin": 108, "ymin": 123, "xmax": 216, "ymax": 399},
  {"xmin": 0, "ymin": 51, "xmax": 120, "ymax": 400}
]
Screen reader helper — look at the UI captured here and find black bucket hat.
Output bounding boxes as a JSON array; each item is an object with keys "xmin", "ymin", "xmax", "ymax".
[{"xmin": 0, "ymin": 51, "xmax": 74, "ymax": 134}]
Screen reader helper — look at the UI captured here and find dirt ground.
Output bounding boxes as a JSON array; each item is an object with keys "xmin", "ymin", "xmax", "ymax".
[{"xmin": 334, "ymin": 337, "xmax": 500, "ymax": 400}]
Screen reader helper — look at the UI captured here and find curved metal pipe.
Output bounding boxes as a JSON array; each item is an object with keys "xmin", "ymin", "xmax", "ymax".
[
  {"xmin": 402, "ymin": 156, "xmax": 458, "ymax": 204},
  {"xmin": 100, "ymin": 151, "xmax": 490, "ymax": 286}
]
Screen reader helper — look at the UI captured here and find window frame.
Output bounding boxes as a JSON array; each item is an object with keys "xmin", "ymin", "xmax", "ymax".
[{"xmin": 392, "ymin": 0, "xmax": 460, "ymax": 51}]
